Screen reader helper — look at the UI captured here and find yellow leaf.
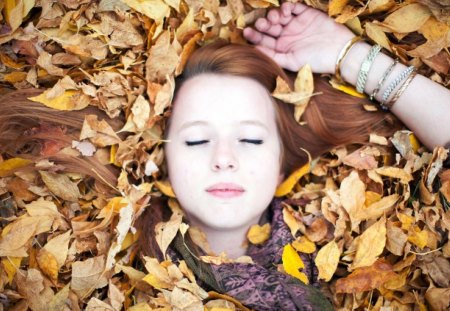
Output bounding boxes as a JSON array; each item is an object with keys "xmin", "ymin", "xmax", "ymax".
[
  {"xmin": 155, "ymin": 180, "xmax": 176, "ymax": 198},
  {"xmin": 0, "ymin": 158, "xmax": 32, "ymax": 177},
  {"xmin": 340, "ymin": 171, "xmax": 366, "ymax": 231},
  {"xmin": 247, "ymin": 223, "xmax": 271, "ymax": 245},
  {"xmin": 365, "ymin": 191, "xmax": 382, "ymax": 207},
  {"xmin": 398, "ymin": 213, "xmax": 414, "ymax": 231},
  {"xmin": 142, "ymin": 273, "xmax": 172, "ymax": 290},
  {"xmin": 329, "ymin": 79, "xmax": 367, "ymax": 98},
  {"xmin": 315, "ymin": 240, "xmax": 340, "ymax": 281},
  {"xmin": 408, "ymin": 226, "xmax": 428, "ymax": 249},
  {"xmin": 4, "ymin": 0, "xmax": 23, "ymax": 32},
  {"xmin": 409, "ymin": 133, "xmax": 420, "ymax": 153},
  {"xmin": 282, "ymin": 244, "xmax": 308, "ymax": 284},
  {"xmin": 328, "ymin": 0, "xmax": 349, "ymax": 16},
  {"xmin": 109, "ymin": 144, "xmax": 121, "ymax": 166},
  {"xmin": 98, "ymin": 197, "xmax": 129, "ymax": 219},
  {"xmin": 275, "ymin": 163, "xmax": 310, "ymax": 197},
  {"xmin": 357, "ymin": 194, "xmax": 399, "ymax": 222},
  {"xmin": 37, "ymin": 248, "xmax": 59, "ymax": 281},
  {"xmin": 42, "ymin": 230, "xmax": 72, "ymax": 269},
  {"xmin": 292, "ymin": 236, "xmax": 316, "ymax": 254},
  {"xmin": 282, "ymin": 207, "xmax": 301, "ymax": 237},
  {"xmin": 2, "ymin": 257, "xmax": 22, "ymax": 284},
  {"xmin": 4, "ymin": 71, "xmax": 27, "ymax": 83},
  {"xmin": 352, "ymin": 217, "xmax": 386, "ymax": 270},
  {"xmin": 28, "ymin": 90, "xmax": 88, "ymax": 111},
  {"xmin": 120, "ymin": 232, "xmax": 138, "ymax": 251}
]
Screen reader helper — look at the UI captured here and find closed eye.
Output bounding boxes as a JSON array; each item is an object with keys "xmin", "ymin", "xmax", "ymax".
[
  {"xmin": 240, "ymin": 139, "xmax": 263, "ymax": 145},
  {"xmin": 185, "ymin": 140, "xmax": 209, "ymax": 146}
]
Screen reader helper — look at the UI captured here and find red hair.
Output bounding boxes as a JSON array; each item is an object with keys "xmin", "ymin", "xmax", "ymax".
[
  {"xmin": 0, "ymin": 41, "xmax": 398, "ymax": 260},
  {"xmin": 138, "ymin": 41, "xmax": 398, "ymax": 258}
]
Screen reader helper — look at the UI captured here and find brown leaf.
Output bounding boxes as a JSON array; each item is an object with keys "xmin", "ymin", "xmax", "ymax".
[
  {"xmin": 425, "ymin": 287, "xmax": 450, "ymax": 311},
  {"xmin": 107, "ymin": 280, "xmax": 125, "ymax": 311},
  {"xmin": 39, "ymin": 171, "xmax": 81, "ymax": 202},
  {"xmin": 382, "ymin": 3, "xmax": 432, "ymax": 33},
  {"xmin": 145, "ymin": 31, "xmax": 179, "ymax": 82},
  {"xmin": 16, "ymin": 268, "xmax": 55, "ymax": 311},
  {"xmin": 37, "ymin": 51, "xmax": 64, "ymax": 76},
  {"xmin": 0, "ymin": 216, "xmax": 40, "ymax": 257},
  {"xmin": 343, "ymin": 147, "xmax": 378, "ymax": 170},
  {"xmin": 386, "ymin": 220, "xmax": 408, "ymax": 256},
  {"xmin": 155, "ymin": 200, "xmax": 183, "ymax": 257},
  {"xmin": 80, "ymin": 115, "xmax": 122, "ymax": 147},
  {"xmin": 6, "ymin": 177, "xmax": 37, "ymax": 202},
  {"xmin": 418, "ymin": 254, "xmax": 450, "ymax": 287},
  {"xmin": 71, "ymin": 255, "xmax": 109, "ymax": 298},
  {"xmin": 336, "ymin": 259, "xmax": 396, "ymax": 293}
]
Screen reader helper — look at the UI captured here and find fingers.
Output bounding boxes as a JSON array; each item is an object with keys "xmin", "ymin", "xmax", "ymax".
[
  {"xmin": 267, "ymin": 6, "xmax": 292, "ymax": 25},
  {"xmin": 255, "ymin": 18, "xmax": 283, "ymax": 37},
  {"xmin": 242, "ymin": 27, "xmax": 277, "ymax": 50}
]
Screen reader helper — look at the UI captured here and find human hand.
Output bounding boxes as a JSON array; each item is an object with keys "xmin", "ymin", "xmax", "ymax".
[{"xmin": 243, "ymin": 2, "xmax": 355, "ymax": 74}]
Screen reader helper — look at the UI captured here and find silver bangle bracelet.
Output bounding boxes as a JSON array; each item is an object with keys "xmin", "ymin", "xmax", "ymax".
[
  {"xmin": 370, "ymin": 58, "xmax": 399, "ymax": 101},
  {"xmin": 356, "ymin": 44, "xmax": 382, "ymax": 94},
  {"xmin": 380, "ymin": 66, "xmax": 416, "ymax": 110}
]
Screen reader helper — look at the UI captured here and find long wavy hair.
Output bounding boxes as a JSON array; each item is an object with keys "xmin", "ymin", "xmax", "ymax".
[{"xmin": 0, "ymin": 41, "xmax": 398, "ymax": 259}]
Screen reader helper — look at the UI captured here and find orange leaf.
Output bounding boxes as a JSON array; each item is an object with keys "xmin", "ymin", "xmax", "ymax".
[{"xmin": 336, "ymin": 259, "xmax": 396, "ymax": 293}]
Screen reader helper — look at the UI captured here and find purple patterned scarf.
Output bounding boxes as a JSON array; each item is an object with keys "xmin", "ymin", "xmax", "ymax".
[{"xmin": 172, "ymin": 198, "xmax": 333, "ymax": 310}]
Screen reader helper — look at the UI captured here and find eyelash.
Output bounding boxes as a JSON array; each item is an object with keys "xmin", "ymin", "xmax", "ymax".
[{"xmin": 185, "ymin": 139, "xmax": 263, "ymax": 146}]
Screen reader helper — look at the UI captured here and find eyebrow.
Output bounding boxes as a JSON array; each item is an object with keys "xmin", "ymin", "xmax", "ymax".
[{"xmin": 178, "ymin": 120, "xmax": 269, "ymax": 132}]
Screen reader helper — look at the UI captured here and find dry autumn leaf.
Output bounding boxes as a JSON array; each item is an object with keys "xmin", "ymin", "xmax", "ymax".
[
  {"xmin": 315, "ymin": 240, "xmax": 340, "ymax": 281},
  {"xmin": 1, "ymin": 0, "xmax": 449, "ymax": 309},
  {"xmin": 336, "ymin": 259, "xmax": 396, "ymax": 293},
  {"xmin": 247, "ymin": 223, "xmax": 271, "ymax": 245},
  {"xmin": 351, "ymin": 217, "xmax": 386, "ymax": 270},
  {"xmin": 282, "ymin": 243, "xmax": 309, "ymax": 284}
]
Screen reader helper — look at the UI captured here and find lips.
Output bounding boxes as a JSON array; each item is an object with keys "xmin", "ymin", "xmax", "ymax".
[{"xmin": 206, "ymin": 183, "xmax": 245, "ymax": 198}]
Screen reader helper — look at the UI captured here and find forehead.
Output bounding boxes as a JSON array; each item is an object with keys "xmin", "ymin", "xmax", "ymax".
[{"xmin": 170, "ymin": 74, "xmax": 276, "ymax": 129}]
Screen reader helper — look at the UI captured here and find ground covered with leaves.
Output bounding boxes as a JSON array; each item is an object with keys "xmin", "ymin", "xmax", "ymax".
[{"xmin": 0, "ymin": 0, "xmax": 450, "ymax": 310}]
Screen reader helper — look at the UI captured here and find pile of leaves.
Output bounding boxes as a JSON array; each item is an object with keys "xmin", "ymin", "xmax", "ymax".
[{"xmin": 0, "ymin": 0, "xmax": 449, "ymax": 310}]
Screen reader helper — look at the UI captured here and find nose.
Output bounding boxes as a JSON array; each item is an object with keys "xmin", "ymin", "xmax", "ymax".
[{"xmin": 210, "ymin": 141, "xmax": 239, "ymax": 171}]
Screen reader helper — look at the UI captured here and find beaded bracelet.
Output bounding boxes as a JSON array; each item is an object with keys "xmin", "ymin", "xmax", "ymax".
[
  {"xmin": 356, "ymin": 44, "xmax": 382, "ymax": 93},
  {"xmin": 384, "ymin": 69, "xmax": 417, "ymax": 109},
  {"xmin": 380, "ymin": 66, "xmax": 416, "ymax": 110},
  {"xmin": 335, "ymin": 36, "xmax": 362, "ymax": 84},
  {"xmin": 370, "ymin": 58, "xmax": 399, "ymax": 101}
]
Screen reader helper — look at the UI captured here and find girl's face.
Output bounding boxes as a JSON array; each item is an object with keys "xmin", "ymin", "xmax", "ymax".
[{"xmin": 165, "ymin": 74, "xmax": 283, "ymax": 231}]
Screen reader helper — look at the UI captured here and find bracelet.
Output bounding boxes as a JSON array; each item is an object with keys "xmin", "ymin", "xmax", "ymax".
[
  {"xmin": 370, "ymin": 58, "xmax": 399, "ymax": 101},
  {"xmin": 384, "ymin": 69, "xmax": 417, "ymax": 109},
  {"xmin": 335, "ymin": 36, "xmax": 362, "ymax": 83},
  {"xmin": 380, "ymin": 66, "xmax": 415, "ymax": 111},
  {"xmin": 356, "ymin": 44, "xmax": 382, "ymax": 93}
]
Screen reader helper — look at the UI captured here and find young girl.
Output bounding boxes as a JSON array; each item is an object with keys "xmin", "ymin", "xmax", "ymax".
[
  {"xmin": 137, "ymin": 3, "xmax": 449, "ymax": 309},
  {"xmin": 1, "ymin": 2, "xmax": 448, "ymax": 310}
]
